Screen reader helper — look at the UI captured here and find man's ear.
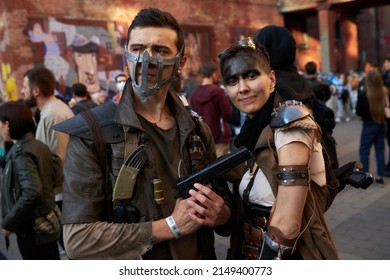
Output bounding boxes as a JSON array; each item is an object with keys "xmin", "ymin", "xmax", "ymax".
[
  {"xmin": 178, "ymin": 56, "xmax": 187, "ymax": 73},
  {"xmin": 212, "ymin": 71, "xmax": 220, "ymax": 82},
  {"xmin": 32, "ymin": 86, "xmax": 40, "ymax": 97}
]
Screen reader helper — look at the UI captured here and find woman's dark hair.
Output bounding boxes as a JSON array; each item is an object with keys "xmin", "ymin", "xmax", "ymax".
[
  {"xmin": 0, "ymin": 101, "xmax": 36, "ymax": 139},
  {"xmin": 126, "ymin": 8, "xmax": 185, "ymax": 56}
]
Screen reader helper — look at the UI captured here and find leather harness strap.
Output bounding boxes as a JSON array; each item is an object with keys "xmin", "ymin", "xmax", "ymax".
[{"xmin": 80, "ymin": 109, "xmax": 112, "ymax": 221}]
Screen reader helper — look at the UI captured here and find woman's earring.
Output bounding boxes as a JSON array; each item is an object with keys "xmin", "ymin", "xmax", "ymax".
[{"xmin": 270, "ymin": 84, "xmax": 275, "ymax": 93}]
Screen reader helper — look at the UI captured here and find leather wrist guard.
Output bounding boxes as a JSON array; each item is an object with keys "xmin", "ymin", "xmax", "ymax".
[{"xmin": 277, "ymin": 165, "xmax": 309, "ymax": 186}]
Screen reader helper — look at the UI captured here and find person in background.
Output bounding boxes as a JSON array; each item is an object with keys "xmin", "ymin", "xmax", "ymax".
[
  {"xmin": 381, "ymin": 56, "xmax": 390, "ymax": 175},
  {"xmin": 383, "ymin": 55, "xmax": 390, "ymax": 89},
  {"xmin": 20, "ymin": 66, "xmax": 74, "ymax": 255},
  {"xmin": 91, "ymin": 89, "xmax": 107, "ymax": 105},
  {"xmin": 347, "ymin": 71, "xmax": 361, "ymax": 114},
  {"xmin": 69, "ymin": 82, "xmax": 97, "ymax": 115},
  {"xmin": 112, "ymin": 73, "xmax": 127, "ymax": 102},
  {"xmin": 190, "ymin": 61, "xmax": 232, "ymax": 157},
  {"xmin": 305, "ymin": 61, "xmax": 331, "ymax": 102},
  {"xmin": 53, "ymin": 7, "xmax": 232, "ymax": 260},
  {"xmin": 356, "ymin": 69, "xmax": 389, "ymax": 187},
  {"xmin": 0, "ymin": 101, "xmax": 60, "ymax": 259},
  {"xmin": 254, "ymin": 25, "xmax": 339, "ymax": 169},
  {"xmin": 218, "ymin": 37, "xmax": 338, "ymax": 260},
  {"xmin": 326, "ymin": 73, "xmax": 350, "ymax": 123},
  {"xmin": 304, "ymin": 61, "xmax": 338, "ymax": 169}
]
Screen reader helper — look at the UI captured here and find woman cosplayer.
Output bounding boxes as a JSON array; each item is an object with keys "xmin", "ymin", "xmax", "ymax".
[{"xmin": 218, "ymin": 38, "xmax": 338, "ymax": 260}]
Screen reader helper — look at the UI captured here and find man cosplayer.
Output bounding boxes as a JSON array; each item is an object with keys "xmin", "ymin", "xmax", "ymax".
[{"xmin": 54, "ymin": 8, "xmax": 232, "ymax": 260}]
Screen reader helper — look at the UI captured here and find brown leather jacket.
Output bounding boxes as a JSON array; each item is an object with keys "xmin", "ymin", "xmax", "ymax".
[{"xmin": 55, "ymin": 84, "xmax": 233, "ymax": 259}]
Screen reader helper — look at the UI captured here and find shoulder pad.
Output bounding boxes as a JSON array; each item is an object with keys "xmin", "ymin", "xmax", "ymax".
[
  {"xmin": 53, "ymin": 101, "xmax": 124, "ymax": 144},
  {"xmin": 270, "ymin": 100, "xmax": 311, "ymax": 129},
  {"xmin": 186, "ymin": 105, "xmax": 201, "ymax": 120}
]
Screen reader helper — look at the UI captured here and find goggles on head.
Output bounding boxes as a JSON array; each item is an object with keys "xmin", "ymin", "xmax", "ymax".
[{"xmin": 124, "ymin": 46, "xmax": 183, "ymax": 98}]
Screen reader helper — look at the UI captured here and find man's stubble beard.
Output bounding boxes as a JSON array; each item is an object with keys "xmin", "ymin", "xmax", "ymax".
[{"xmin": 24, "ymin": 96, "xmax": 37, "ymax": 108}]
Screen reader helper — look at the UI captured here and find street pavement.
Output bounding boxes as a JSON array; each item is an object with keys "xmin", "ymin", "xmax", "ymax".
[{"xmin": 1, "ymin": 116, "xmax": 390, "ymax": 260}]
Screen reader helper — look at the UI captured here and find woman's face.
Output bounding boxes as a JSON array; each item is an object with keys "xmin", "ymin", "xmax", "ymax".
[
  {"xmin": 0, "ymin": 120, "xmax": 10, "ymax": 142},
  {"xmin": 222, "ymin": 54, "xmax": 275, "ymax": 118}
]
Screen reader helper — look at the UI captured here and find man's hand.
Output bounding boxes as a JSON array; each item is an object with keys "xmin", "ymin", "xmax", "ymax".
[
  {"xmin": 170, "ymin": 198, "xmax": 202, "ymax": 235},
  {"xmin": 186, "ymin": 183, "xmax": 231, "ymax": 227},
  {"xmin": 152, "ymin": 197, "xmax": 202, "ymax": 243}
]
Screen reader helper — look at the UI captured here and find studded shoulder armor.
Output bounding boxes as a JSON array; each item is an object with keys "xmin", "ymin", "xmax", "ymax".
[{"xmin": 270, "ymin": 100, "xmax": 312, "ymax": 129}]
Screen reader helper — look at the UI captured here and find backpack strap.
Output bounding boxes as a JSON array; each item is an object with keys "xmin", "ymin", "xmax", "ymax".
[
  {"xmin": 80, "ymin": 110, "xmax": 108, "ymax": 170},
  {"xmin": 79, "ymin": 109, "xmax": 113, "ymax": 221}
]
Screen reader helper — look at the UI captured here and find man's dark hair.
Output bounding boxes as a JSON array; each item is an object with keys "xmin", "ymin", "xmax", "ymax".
[
  {"xmin": 305, "ymin": 61, "xmax": 317, "ymax": 75},
  {"xmin": 24, "ymin": 66, "xmax": 56, "ymax": 98},
  {"xmin": 201, "ymin": 62, "xmax": 217, "ymax": 78},
  {"xmin": 0, "ymin": 101, "xmax": 36, "ymax": 139},
  {"xmin": 115, "ymin": 73, "xmax": 126, "ymax": 83},
  {"xmin": 72, "ymin": 82, "xmax": 88, "ymax": 97},
  {"xmin": 126, "ymin": 8, "xmax": 185, "ymax": 56}
]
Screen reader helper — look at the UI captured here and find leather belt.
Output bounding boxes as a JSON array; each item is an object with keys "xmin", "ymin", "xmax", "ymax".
[
  {"xmin": 249, "ymin": 214, "xmax": 267, "ymax": 228},
  {"xmin": 243, "ymin": 222, "xmax": 263, "ymax": 240},
  {"xmin": 242, "ymin": 214, "xmax": 268, "ymax": 260}
]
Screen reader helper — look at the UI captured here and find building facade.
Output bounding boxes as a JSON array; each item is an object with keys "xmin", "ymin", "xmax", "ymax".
[
  {"xmin": 279, "ymin": 0, "xmax": 390, "ymax": 73},
  {"xmin": 0, "ymin": 0, "xmax": 389, "ymax": 102}
]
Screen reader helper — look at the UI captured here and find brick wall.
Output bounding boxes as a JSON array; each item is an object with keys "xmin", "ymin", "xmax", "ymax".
[{"xmin": 0, "ymin": 0, "xmax": 282, "ymax": 99}]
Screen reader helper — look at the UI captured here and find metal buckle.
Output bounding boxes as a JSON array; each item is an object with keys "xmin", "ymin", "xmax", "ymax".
[{"xmin": 242, "ymin": 244, "xmax": 259, "ymax": 260}]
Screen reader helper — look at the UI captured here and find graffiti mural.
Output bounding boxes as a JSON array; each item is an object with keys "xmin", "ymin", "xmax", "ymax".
[
  {"xmin": 180, "ymin": 25, "xmax": 215, "ymax": 98},
  {"xmin": 0, "ymin": 1, "xmax": 18, "ymax": 102},
  {"xmin": 27, "ymin": 17, "xmax": 128, "ymax": 100}
]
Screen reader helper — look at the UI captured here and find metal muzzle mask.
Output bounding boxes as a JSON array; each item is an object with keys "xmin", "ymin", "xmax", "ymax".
[{"xmin": 124, "ymin": 46, "xmax": 183, "ymax": 99}]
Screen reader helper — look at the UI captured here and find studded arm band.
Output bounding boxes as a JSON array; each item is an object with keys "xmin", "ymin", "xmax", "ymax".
[{"xmin": 277, "ymin": 165, "xmax": 309, "ymax": 186}]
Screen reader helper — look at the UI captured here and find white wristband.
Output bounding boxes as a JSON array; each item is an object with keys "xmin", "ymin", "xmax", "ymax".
[{"xmin": 166, "ymin": 215, "xmax": 181, "ymax": 239}]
